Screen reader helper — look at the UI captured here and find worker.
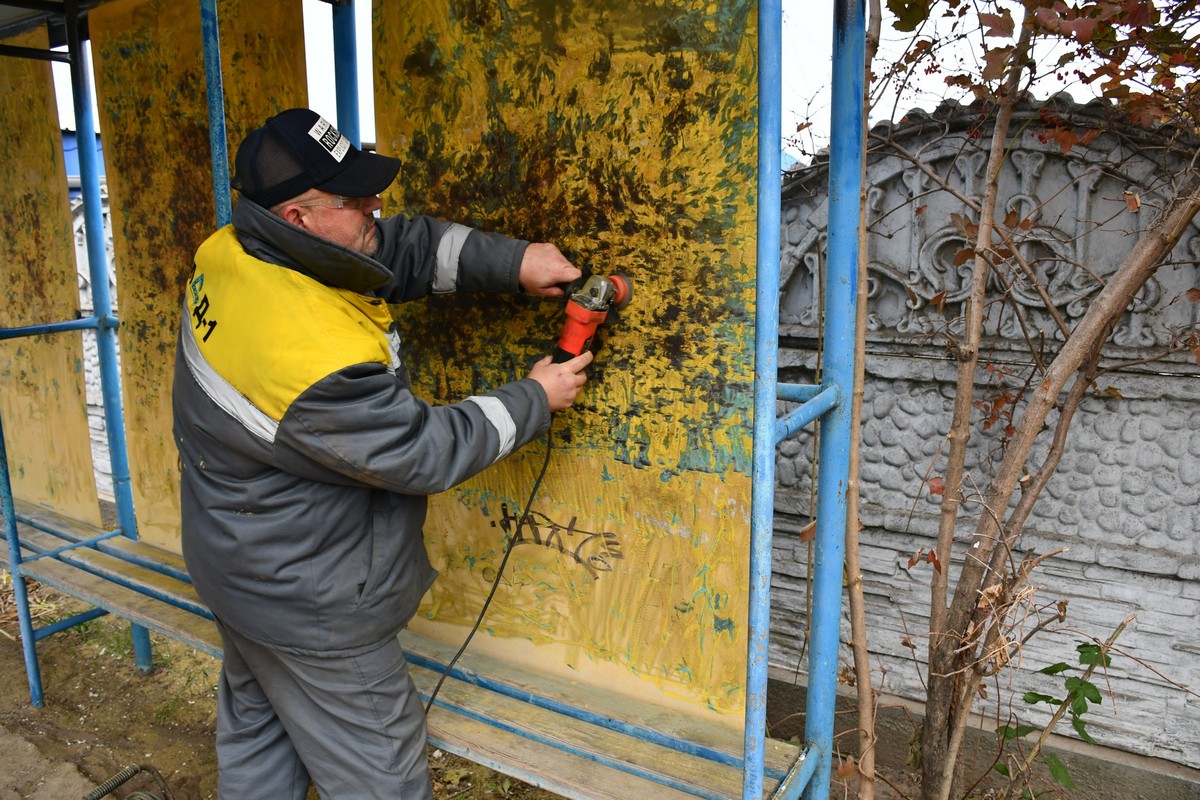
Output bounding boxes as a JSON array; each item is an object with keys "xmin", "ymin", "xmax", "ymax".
[{"xmin": 172, "ymin": 107, "xmax": 593, "ymax": 800}]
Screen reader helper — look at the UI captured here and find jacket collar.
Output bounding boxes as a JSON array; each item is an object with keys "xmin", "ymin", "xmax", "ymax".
[{"xmin": 231, "ymin": 197, "xmax": 394, "ymax": 294}]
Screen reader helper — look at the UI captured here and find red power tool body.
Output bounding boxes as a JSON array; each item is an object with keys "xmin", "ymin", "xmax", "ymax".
[{"xmin": 552, "ymin": 273, "xmax": 632, "ymax": 363}]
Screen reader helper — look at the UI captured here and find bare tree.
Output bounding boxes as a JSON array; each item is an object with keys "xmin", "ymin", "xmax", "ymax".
[
  {"xmin": 779, "ymin": 2, "xmax": 1200, "ymax": 799},
  {"xmin": 856, "ymin": 3, "xmax": 1200, "ymax": 799}
]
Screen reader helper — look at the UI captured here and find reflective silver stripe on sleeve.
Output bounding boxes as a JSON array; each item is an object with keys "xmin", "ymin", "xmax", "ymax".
[
  {"xmin": 432, "ymin": 223, "xmax": 472, "ymax": 293},
  {"xmin": 180, "ymin": 316, "xmax": 279, "ymax": 443},
  {"xmin": 465, "ymin": 395, "xmax": 516, "ymax": 462}
]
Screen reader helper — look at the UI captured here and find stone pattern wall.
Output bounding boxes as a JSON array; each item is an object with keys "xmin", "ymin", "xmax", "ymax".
[
  {"xmin": 771, "ymin": 359, "xmax": 1200, "ymax": 766},
  {"xmin": 773, "ymin": 102, "xmax": 1200, "ymax": 769}
]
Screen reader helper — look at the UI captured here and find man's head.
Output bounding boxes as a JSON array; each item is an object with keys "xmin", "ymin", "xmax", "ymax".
[
  {"xmin": 232, "ymin": 109, "xmax": 399, "ymax": 207},
  {"xmin": 232, "ymin": 108, "xmax": 398, "ymax": 256}
]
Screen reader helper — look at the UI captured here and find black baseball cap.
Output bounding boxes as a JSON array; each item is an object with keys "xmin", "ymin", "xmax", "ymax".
[{"xmin": 231, "ymin": 108, "xmax": 401, "ymax": 208}]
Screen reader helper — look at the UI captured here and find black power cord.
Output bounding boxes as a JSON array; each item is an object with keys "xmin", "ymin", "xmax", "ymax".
[
  {"xmin": 424, "ymin": 423, "xmax": 555, "ymax": 713},
  {"xmin": 84, "ymin": 764, "xmax": 176, "ymax": 800}
]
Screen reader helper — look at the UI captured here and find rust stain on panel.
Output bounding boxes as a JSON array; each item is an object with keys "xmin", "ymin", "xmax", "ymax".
[
  {"xmin": 376, "ymin": 1, "xmax": 757, "ymax": 717},
  {"xmin": 0, "ymin": 27, "xmax": 102, "ymax": 527},
  {"xmin": 89, "ymin": 0, "xmax": 307, "ymax": 550}
]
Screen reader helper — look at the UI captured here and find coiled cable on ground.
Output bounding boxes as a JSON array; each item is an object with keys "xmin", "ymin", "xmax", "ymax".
[{"xmin": 83, "ymin": 763, "xmax": 176, "ymax": 800}]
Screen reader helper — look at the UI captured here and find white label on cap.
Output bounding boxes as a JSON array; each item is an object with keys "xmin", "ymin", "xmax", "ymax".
[{"xmin": 308, "ymin": 117, "xmax": 350, "ymax": 163}]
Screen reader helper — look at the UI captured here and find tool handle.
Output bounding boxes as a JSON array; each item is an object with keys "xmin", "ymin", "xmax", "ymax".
[
  {"xmin": 553, "ymin": 304, "xmax": 607, "ymax": 363},
  {"xmin": 551, "ymin": 347, "xmax": 579, "ymax": 364}
]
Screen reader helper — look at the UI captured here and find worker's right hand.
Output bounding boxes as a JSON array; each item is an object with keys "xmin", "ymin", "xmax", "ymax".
[{"xmin": 528, "ymin": 351, "xmax": 593, "ymax": 412}]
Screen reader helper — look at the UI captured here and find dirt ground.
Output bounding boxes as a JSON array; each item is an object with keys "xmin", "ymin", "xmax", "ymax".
[
  {"xmin": 9, "ymin": 572, "xmax": 1189, "ymax": 800},
  {"xmin": 0, "ymin": 574, "xmax": 563, "ymax": 800},
  {"xmin": 0, "ymin": 574, "xmax": 1044, "ymax": 800},
  {"xmin": 1, "ymin": 574, "xmax": 914, "ymax": 800}
]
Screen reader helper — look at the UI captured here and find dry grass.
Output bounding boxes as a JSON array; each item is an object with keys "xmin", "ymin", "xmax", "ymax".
[{"xmin": 0, "ymin": 568, "xmax": 69, "ymax": 641}]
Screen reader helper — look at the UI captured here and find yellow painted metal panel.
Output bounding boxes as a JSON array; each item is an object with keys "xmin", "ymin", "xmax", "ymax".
[
  {"xmin": 375, "ymin": 2, "xmax": 758, "ymax": 719},
  {"xmin": 89, "ymin": 0, "xmax": 307, "ymax": 551},
  {"xmin": 0, "ymin": 27, "xmax": 102, "ymax": 528}
]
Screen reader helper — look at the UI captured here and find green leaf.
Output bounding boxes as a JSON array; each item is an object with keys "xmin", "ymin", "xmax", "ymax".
[
  {"xmin": 1043, "ymin": 753, "xmax": 1076, "ymax": 788},
  {"xmin": 1023, "ymin": 691, "xmax": 1057, "ymax": 706},
  {"xmin": 1066, "ymin": 676, "xmax": 1103, "ymax": 704},
  {"xmin": 887, "ymin": 0, "xmax": 931, "ymax": 32},
  {"xmin": 997, "ymin": 724, "xmax": 1038, "ymax": 741},
  {"xmin": 1077, "ymin": 642, "xmax": 1112, "ymax": 667},
  {"xmin": 994, "ymin": 763, "xmax": 1011, "ymax": 777},
  {"xmin": 1038, "ymin": 662, "xmax": 1073, "ymax": 675},
  {"xmin": 1072, "ymin": 714, "xmax": 1097, "ymax": 744}
]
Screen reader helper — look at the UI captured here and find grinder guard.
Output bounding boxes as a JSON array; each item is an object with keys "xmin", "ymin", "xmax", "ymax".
[{"xmin": 551, "ymin": 273, "xmax": 632, "ymax": 363}]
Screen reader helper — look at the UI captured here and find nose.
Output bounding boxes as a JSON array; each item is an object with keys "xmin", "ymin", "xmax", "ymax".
[{"xmin": 364, "ymin": 195, "xmax": 383, "ymax": 215}]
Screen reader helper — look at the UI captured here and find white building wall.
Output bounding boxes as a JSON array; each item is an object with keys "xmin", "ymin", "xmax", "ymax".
[{"xmin": 73, "ymin": 190, "xmax": 117, "ymax": 502}]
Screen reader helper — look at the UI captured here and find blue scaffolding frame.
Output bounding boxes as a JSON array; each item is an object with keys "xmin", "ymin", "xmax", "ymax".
[
  {"xmin": 1, "ymin": 2, "xmax": 864, "ymax": 798},
  {"xmin": 0, "ymin": 0, "xmax": 152, "ymax": 707},
  {"xmin": 745, "ymin": 2, "xmax": 864, "ymax": 797}
]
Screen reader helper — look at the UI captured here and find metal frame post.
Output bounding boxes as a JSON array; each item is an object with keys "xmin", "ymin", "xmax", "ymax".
[
  {"xmin": 750, "ymin": 1, "xmax": 865, "ymax": 798},
  {"xmin": 64, "ymin": 0, "xmax": 153, "ymax": 673},
  {"xmin": 331, "ymin": 0, "xmax": 360, "ymax": 146},
  {"xmin": 1, "ymin": 415, "xmax": 45, "ymax": 706},
  {"xmin": 746, "ymin": 0, "xmax": 784, "ymax": 797},
  {"xmin": 200, "ymin": 0, "xmax": 232, "ymax": 227},
  {"xmin": 800, "ymin": 2, "xmax": 865, "ymax": 798}
]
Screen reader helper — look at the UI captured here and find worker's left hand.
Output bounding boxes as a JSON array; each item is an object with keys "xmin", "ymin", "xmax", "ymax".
[{"xmin": 519, "ymin": 243, "xmax": 582, "ymax": 297}]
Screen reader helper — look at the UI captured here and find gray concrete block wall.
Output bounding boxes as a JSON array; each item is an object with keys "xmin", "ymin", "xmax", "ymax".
[
  {"xmin": 774, "ymin": 99, "xmax": 1200, "ymax": 770},
  {"xmin": 772, "ymin": 374, "xmax": 1200, "ymax": 765}
]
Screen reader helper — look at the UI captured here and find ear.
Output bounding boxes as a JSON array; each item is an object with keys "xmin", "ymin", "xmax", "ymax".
[{"xmin": 279, "ymin": 204, "xmax": 309, "ymax": 229}]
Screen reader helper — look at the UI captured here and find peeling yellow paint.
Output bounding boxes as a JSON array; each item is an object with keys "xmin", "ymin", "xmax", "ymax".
[
  {"xmin": 0, "ymin": 27, "xmax": 101, "ymax": 527},
  {"xmin": 88, "ymin": 0, "xmax": 308, "ymax": 550},
  {"xmin": 376, "ymin": 1, "xmax": 758, "ymax": 718},
  {"xmin": 415, "ymin": 455, "xmax": 752, "ymax": 713}
]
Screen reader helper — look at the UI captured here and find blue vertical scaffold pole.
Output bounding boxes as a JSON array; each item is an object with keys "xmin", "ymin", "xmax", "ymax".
[
  {"xmin": 200, "ymin": 0, "xmax": 232, "ymax": 227},
  {"xmin": 1, "ymin": 416, "xmax": 44, "ymax": 704},
  {"xmin": 801, "ymin": 1, "xmax": 865, "ymax": 798},
  {"xmin": 748, "ymin": 0, "xmax": 864, "ymax": 798},
  {"xmin": 332, "ymin": 0, "xmax": 361, "ymax": 147},
  {"xmin": 746, "ymin": 0, "xmax": 783, "ymax": 797},
  {"xmin": 64, "ymin": 0, "xmax": 153, "ymax": 673}
]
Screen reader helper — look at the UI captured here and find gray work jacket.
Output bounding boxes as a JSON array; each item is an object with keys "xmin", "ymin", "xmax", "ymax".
[{"xmin": 173, "ymin": 198, "xmax": 549, "ymax": 655}]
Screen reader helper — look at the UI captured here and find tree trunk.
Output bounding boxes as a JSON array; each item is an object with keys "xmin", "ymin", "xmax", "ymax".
[
  {"xmin": 930, "ymin": 171, "xmax": 1200, "ymax": 799},
  {"xmin": 920, "ymin": 15, "xmax": 1033, "ymax": 799},
  {"xmin": 846, "ymin": 3, "xmax": 884, "ymax": 796}
]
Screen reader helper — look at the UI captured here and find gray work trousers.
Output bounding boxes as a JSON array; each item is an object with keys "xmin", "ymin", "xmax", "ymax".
[{"xmin": 214, "ymin": 620, "xmax": 434, "ymax": 800}]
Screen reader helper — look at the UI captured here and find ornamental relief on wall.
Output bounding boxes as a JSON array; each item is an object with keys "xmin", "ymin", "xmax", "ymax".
[{"xmin": 781, "ymin": 130, "xmax": 1199, "ymax": 353}]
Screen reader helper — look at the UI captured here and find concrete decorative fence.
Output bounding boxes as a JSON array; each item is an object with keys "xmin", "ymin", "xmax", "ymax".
[{"xmin": 775, "ymin": 97, "xmax": 1200, "ymax": 769}]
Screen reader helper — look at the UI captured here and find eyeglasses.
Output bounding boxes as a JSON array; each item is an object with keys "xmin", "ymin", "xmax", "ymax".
[{"xmin": 291, "ymin": 195, "xmax": 376, "ymax": 211}]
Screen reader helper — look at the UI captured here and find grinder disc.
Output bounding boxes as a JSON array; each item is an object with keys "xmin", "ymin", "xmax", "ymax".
[{"xmin": 606, "ymin": 272, "xmax": 633, "ymax": 309}]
